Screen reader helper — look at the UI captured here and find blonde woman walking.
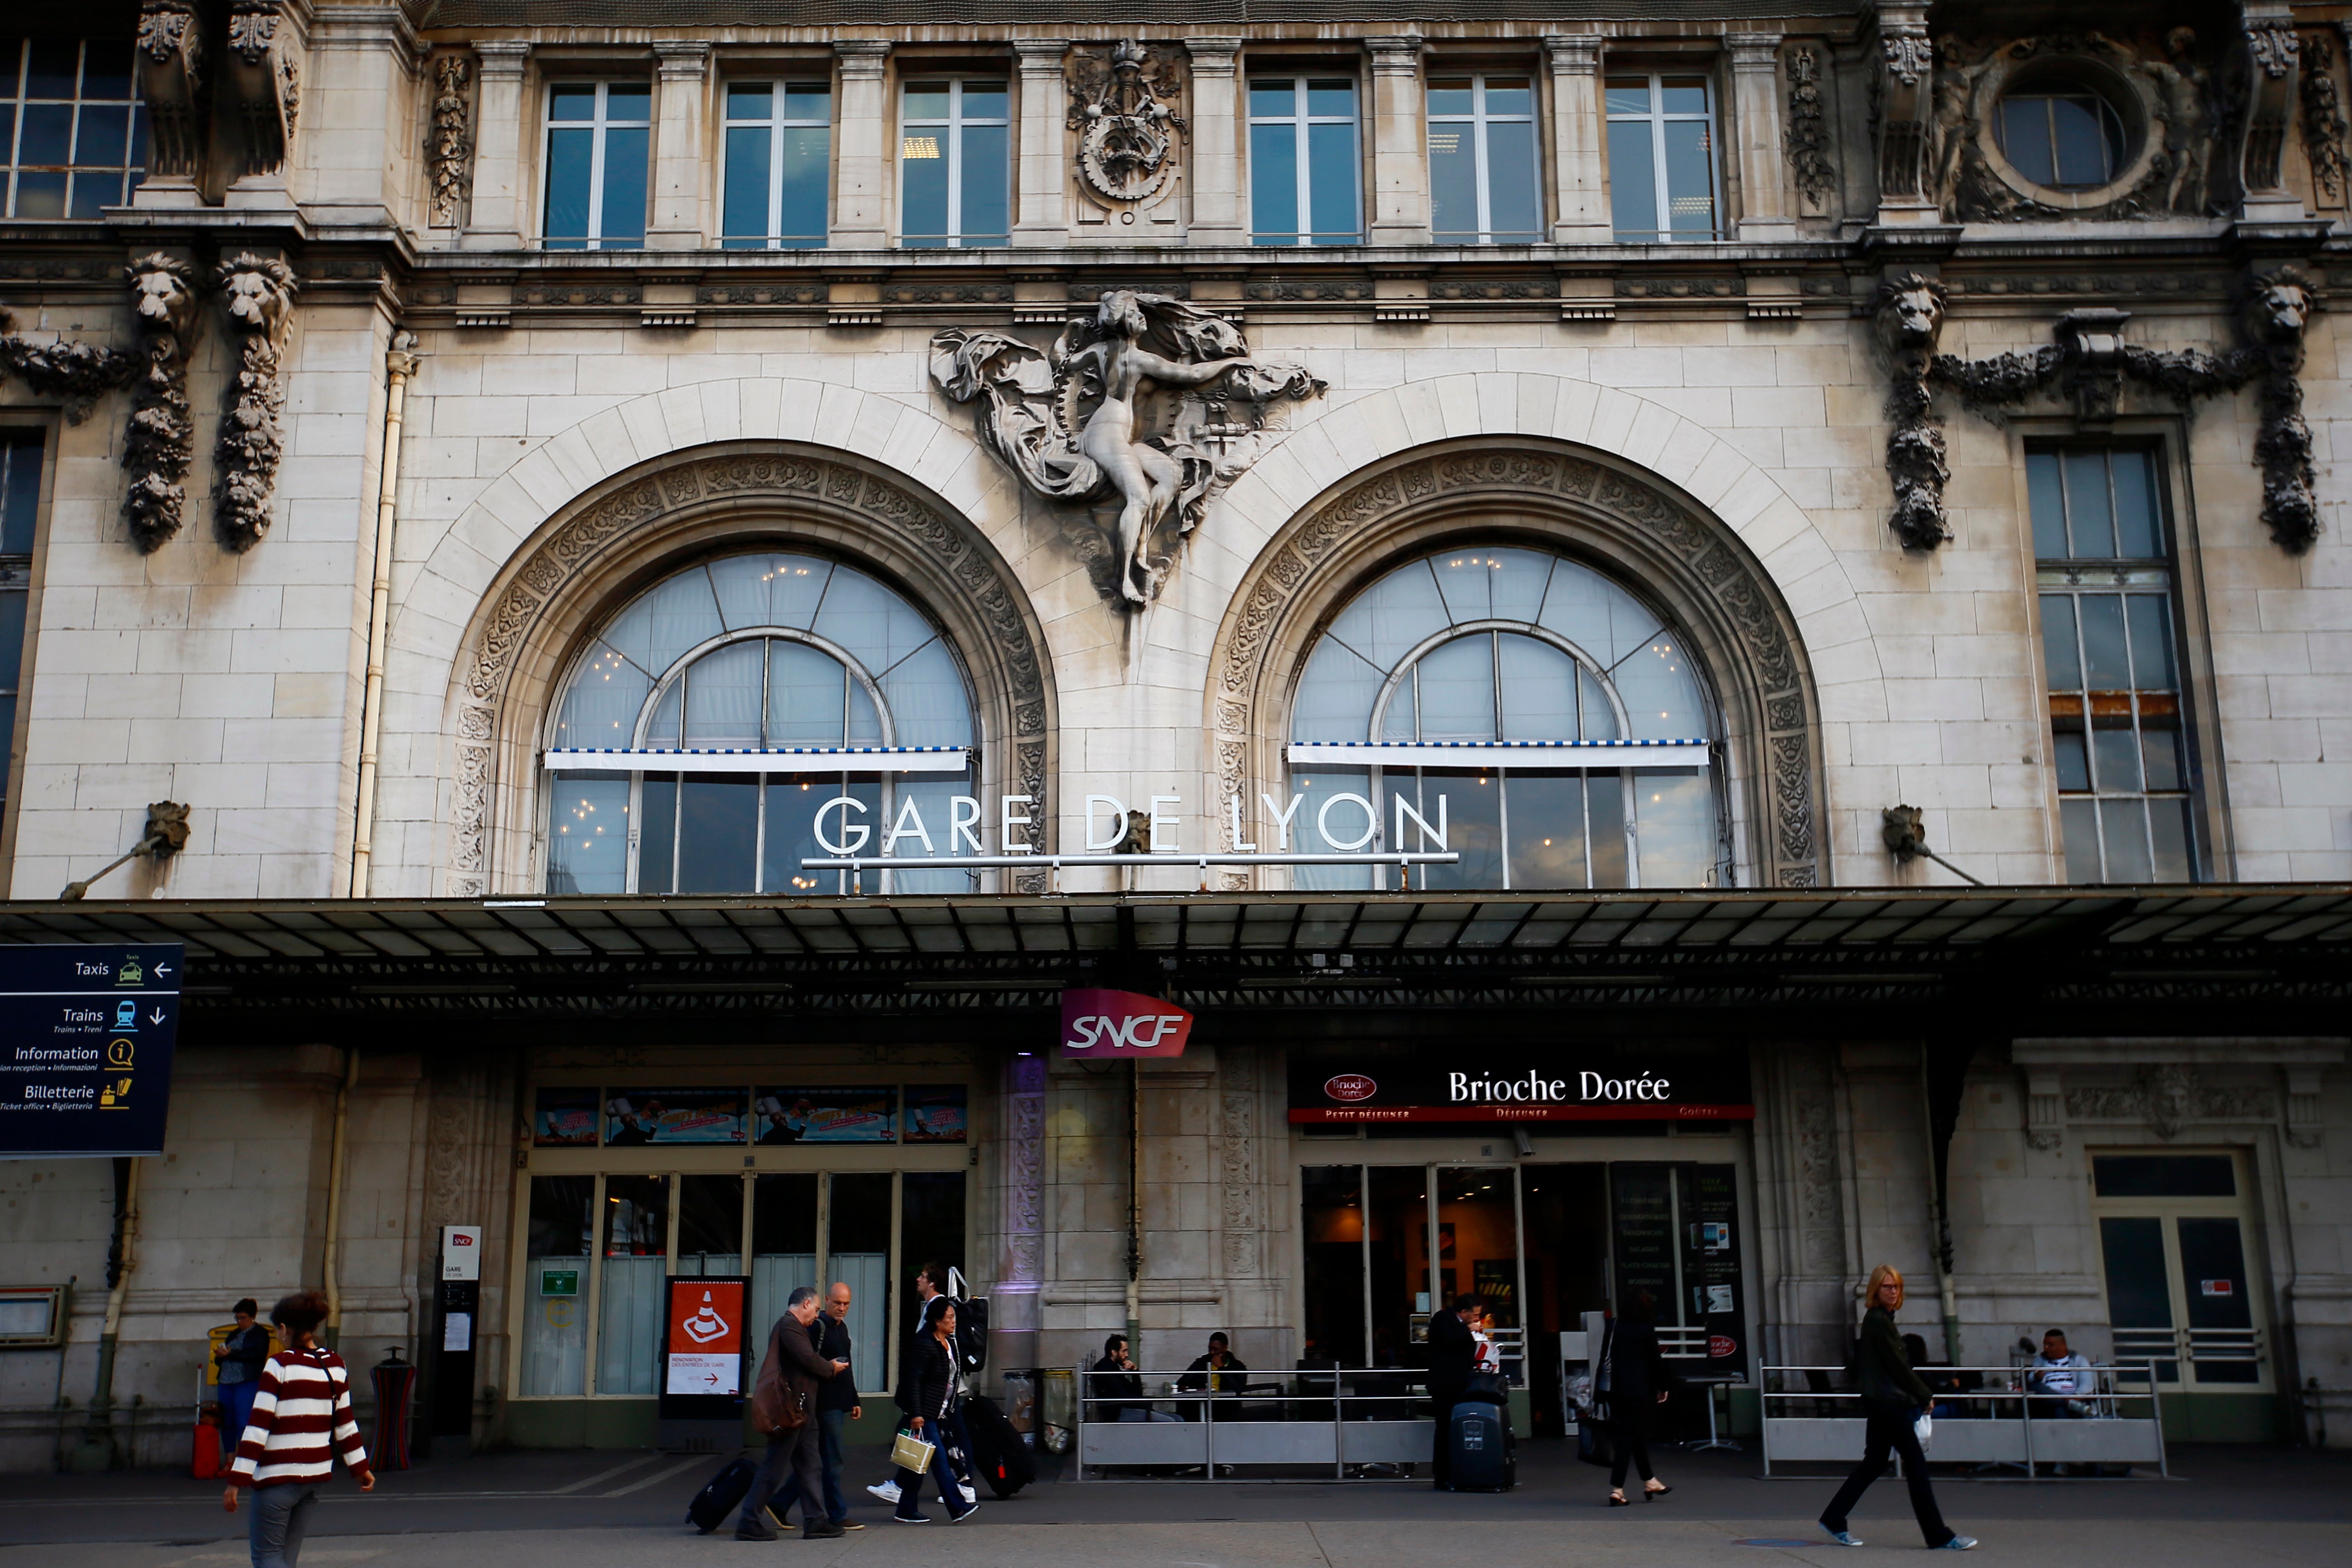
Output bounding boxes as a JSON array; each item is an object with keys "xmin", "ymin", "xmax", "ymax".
[{"xmin": 1818, "ymin": 1265, "xmax": 1975, "ymax": 1551}]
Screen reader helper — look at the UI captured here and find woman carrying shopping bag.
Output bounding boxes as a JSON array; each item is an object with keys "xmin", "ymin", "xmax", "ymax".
[
  {"xmin": 1818, "ymin": 1265, "xmax": 1976, "ymax": 1551},
  {"xmin": 894, "ymin": 1296, "xmax": 979, "ymax": 1524}
]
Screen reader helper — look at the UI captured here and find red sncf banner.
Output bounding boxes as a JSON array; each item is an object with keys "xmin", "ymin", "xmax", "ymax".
[{"xmin": 1059, "ymin": 989, "xmax": 1192, "ymax": 1059}]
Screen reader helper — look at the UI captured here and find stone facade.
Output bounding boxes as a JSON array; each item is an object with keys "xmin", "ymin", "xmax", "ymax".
[{"xmin": 0, "ymin": 3, "xmax": 2348, "ymax": 1460}]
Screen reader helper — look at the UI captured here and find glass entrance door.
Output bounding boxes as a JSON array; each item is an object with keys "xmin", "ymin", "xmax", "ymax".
[{"xmin": 2092, "ymin": 1152, "xmax": 2268, "ymax": 1391}]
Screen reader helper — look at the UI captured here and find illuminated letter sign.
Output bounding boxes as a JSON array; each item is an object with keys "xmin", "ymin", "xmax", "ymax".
[{"xmin": 1058, "ymin": 989, "xmax": 1193, "ymax": 1059}]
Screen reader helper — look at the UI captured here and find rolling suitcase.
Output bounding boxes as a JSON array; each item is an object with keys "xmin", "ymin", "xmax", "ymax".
[
  {"xmin": 961, "ymin": 1393, "xmax": 1034, "ymax": 1498},
  {"xmin": 1447, "ymin": 1400, "xmax": 1514, "ymax": 1492},
  {"xmin": 684, "ymin": 1455, "xmax": 759, "ymax": 1534}
]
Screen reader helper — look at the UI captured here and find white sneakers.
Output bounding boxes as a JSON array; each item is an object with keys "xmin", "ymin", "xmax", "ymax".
[{"xmin": 867, "ymin": 1481, "xmax": 901, "ymax": 1504}]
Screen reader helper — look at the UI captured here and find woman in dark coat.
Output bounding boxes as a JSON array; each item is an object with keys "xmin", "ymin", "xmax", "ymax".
[
  {"xmin": 1817, "ymin": 1264, "xmax": 1975, "ymax": 1551},
  {"xmin": 896, "ymin": 1296, "xmax": 978, "ymax": 1524},
  {"xmin": 1605, "ymin": 1290, "xmax": 1673, "ymax": 1505}
]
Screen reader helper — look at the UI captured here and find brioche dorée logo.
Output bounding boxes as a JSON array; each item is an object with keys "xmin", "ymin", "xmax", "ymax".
[
  {"xmin": 1058, "ymin": 989, "xmax": 1193, "ymax": 1058},
  {"xmin": 1323, "ymin": 1074, "xmax": 1378, "ymax": 1102}
]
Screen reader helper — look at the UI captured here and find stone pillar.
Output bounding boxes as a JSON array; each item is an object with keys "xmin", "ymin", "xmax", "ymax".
[
  {"xmin": 1186, "ymin": 37, "xmax": 1244, "ymax": 245},
  {"xmin": 1365, "ymin": 36, "xmax": 1428, "ymax": 245},
  {"xmin": 1728, "ymin": 32, "xmax": 1795, "ymax": 238},
  {"xmin": 1544, "ymin": 35, "xmax": 1611, "ymax": 241},
  {"xmin": 2237, "ymin": 6, "xmax": 2306, "ymax": 220},
  {"xmin": 833, "ymin": 41, "xmax": 892, "ymax": 247},
  {"xmin": 647, "ymin": 42, "xmax": 712, "ymax": 248},
  {"xmin": 1012, "ymin": 39, "xmax": 1071, "ymax": 245},
  {"xmin": 991, "ymin": 1054, "xmax": 1045, "ymax": 1383},
  {"xmin": 1868, "ymin": 2, "xmax": 1939, "ymax": 225},
  {"xmin": 464, "ymin": 41, "xmax": 530, "ymax": 248}
]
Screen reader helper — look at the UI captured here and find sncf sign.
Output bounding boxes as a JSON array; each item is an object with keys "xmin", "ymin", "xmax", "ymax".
[{"xmin": 1059, "ymin": 989, "xmax": 1193, "ymax": 1059}]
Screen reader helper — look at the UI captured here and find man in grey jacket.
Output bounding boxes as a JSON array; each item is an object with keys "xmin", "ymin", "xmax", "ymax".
[{"xmin": 739, "ymin": 1287, "xmax": 848, "ymax": 1542}]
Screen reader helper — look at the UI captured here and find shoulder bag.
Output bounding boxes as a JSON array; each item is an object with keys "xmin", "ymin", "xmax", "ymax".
[{"xmin": 750, "ymin": 1328, "xmax": 809, "ymax": 1436}]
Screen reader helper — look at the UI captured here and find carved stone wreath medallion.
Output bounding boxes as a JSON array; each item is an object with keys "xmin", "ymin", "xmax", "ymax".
[
  {"xmin": 1211, "ymin": 445, "xmax": 1824, "ymax": 890},
  {"xmin": 445, "ymin": 447, "xmax": 1053, "ymax": 896}
]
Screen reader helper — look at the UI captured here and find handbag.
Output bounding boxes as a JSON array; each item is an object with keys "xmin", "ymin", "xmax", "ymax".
[
  {"xmin": 891, "ymin": 1425, "xmax": 938, "ymax": 1475},
  {"xmin": 750, "ymin": 1327, "xmax": 809, "ymax": 1436},
  {"xmin": 1576, "ymin": 1416, "xmax": 1616, "ymax": 1468}
]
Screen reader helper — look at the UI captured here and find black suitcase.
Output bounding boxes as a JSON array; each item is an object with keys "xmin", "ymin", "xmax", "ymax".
[
  {"xmin": 685, "ymin": 1455, "xmax": 759, "ymax": 1534},
  {"xmin": 1447, "ymin": 1401, "xmax": 1514, "ymax": 1492},
  {"xmin": 961, "ymin": 1394, "xmax": 1034, "ymax": 1498}
]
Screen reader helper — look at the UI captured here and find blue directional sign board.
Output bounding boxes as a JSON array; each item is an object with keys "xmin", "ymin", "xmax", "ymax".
[{"xmin": 0, "ymin": 945, "xmax": 183, "ymax": 1158}]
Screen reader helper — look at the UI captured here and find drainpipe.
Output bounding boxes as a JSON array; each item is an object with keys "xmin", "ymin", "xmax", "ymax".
[
  {"xmin": 72, "ymin": 1156, "xmax": 141, "ymax": 1471},
  {"xmin": 1923, "ymin": 1047, "xmax": 1962, "ymax": 1363},
  {"xmin": 323, "ymin": 1048, "xmax": 358, "ymax": 1348},
  {"xmin": 349, "ymin": 333, "xmax": 419, "ymax": 898},
  {"xmin": 1126, "ymin": 1059, "xmax": 1142, "ymax": 1362}
]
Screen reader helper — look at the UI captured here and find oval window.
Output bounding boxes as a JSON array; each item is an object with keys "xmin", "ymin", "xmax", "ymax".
[{"xmin": 1996, "ymin": 88, "xmax": 2129, "ymax": 190}]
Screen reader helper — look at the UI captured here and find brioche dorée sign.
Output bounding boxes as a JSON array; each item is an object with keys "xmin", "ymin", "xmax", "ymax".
[
  {"xmin": 1059, "ymin": 989, "xmax": 1193, "ymax": 1059},
  {"xmin": 1288, "ymin": 1046, "xmax": 1752, "ymax": 1123}
]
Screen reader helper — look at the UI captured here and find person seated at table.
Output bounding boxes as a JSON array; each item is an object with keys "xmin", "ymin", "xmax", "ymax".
[
  {"xmin": 1903, "ymin": 1331, "xmax": 1983, "ymax": 1419},
  {"xmin": 1177, "ymin": 1332, "xmax": 1250, "ymax": 1415},
  {"xmin": 2027, "ymin": 1329, "xmax": 2092, "ymax": 1419},
  {"xmin": 1093, "ymin": 1334, "xmax": 1180, "ymax": 1422}
]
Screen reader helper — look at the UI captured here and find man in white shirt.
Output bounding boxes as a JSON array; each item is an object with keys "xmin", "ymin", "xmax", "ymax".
[{"xmin": 2027, "ymin": 1330, "xmax": 2092, "ymax": 1419}]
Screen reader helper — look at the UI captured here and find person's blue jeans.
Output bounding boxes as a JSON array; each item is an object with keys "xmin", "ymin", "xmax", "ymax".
[
  {"xmin": 248, "ymin": 1484, "xmax": 317, "ymax": 1568},
  {"xmin": 894, "ymin": 1416, "xmax": 972, "ymax": 1520},
  {"xmin": 220, "ymin": 1381, "xmax": 260, "ymax": 1459},
  {"xmin": 816, "ymin": 1408, "xmax": 849, "ymax": 1523}
]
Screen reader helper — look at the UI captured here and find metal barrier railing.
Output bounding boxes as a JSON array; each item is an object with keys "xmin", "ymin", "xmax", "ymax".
[
  {"xmin": 1759, "ymin": 1362, "xmax": 2167, "ymax": 1480},
  {"xmin": 1075, "ymin": 1366, "xmax": 1463, "ymax": 1481}
]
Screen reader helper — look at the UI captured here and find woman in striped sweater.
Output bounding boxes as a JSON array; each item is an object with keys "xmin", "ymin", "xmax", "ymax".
[{"xmin": 222, "ymin": 1291, "xmax": 374, "ymax": 1568}]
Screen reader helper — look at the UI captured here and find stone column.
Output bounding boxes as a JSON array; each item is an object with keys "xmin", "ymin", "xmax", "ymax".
[
  {"xmin": 647, "ymin": 42, "xmax": 712, "ymax": 248},
  {"xmin": 1728, "ymin": 33, "xmax": 1796, "ymax": 238},
  {"xmin": 1186, "ymin": 37, "xmax": 1244, "ymax": 245},
  {"xmin": 1012, "ymin": 39, "xmax": 1071, "ymax": 245},
  {"xmin": 1365, "ymin": 36, "xmax": 1428, "ymax": 245},
  {"xmin": 464, "ymin": 41, "xmax": 530, "ymax": 248},
  {"xmin": 991, "ymin": 1054, "xmax": 1045, "ymax": 1384},
  {"xmin": 833, "ymin": 40, "xmax": 892, "ymax": 248},
  {"xmin": 1544, "ymin": 34, "xmax": 1611, "ymax": 241},
  {"xmin": 2238, "ymin": 6, "xmax": 2306, "ymax": 219}
]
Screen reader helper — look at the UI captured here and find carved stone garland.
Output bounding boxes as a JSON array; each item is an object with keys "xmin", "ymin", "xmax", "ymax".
[
  {"xmin": 1784, "ymin": 45, "xmax": 1836, "ymax": 214},
  {"xmin": 1212, "ymin": 450, "xmax": 1822, "ymax": 889},
  {"xmin": 214, "ymin": 253, "xmax": 296, "ymax": 550},
  {"xmin": 123, "ymin": 253, "xmax": 201, "ymax": 553},
  {"xmin": 1883, "ymin": 266, "xmax": 2323, "ymax": 554},
  {"xmin": 427, "ymin": 53, "xmax": 475, "ymax": 229},
  {"xmin": 446, "ymin": 451, "xmax": 1052, "ymax": 896},
  {"xmin": 2301, "ymin": 33, "xmax": 2348, "ymax": 205},
  {"xmin": 0, "ymin": 310, "xmax": 137, "ymax": 422}
]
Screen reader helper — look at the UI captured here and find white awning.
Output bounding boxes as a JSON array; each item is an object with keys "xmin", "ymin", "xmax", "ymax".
[
  {"xmin": 1286, "ymin": 739, "xmax": 1710, "ymax": 770},
  {"xmin": 544, "ymin": 746, "xmax": 970, "ymax": 775}
]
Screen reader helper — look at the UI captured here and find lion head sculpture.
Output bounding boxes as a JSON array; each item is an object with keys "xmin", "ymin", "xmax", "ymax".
[
  {"xmin": 125, "ymin": 254, "xmax": 200, "ymax": 339},
  {"xmin": 2241, "ymin": 265, "xmax": 2315, "ymax": 348},
  {"xmin": 216, "ymin": 254, "xmax": 298, "ymax": 338},
  {"xmin": 1874, "ymin": 272, "xmax": 1949, "ymax": 358}
]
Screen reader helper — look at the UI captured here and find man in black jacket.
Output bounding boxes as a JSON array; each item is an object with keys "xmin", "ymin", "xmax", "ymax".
[
  {"xmin": 739, "ymin": 1287, "xmax": 848, "ymax": 1542},
  {"xmin": 1425, "ymin": 1294, "xmax": 1482, "ymax": 1490},
  {"xmin": 808, "ymin": 1283, "xmax": 863, "ymax": 1531}
]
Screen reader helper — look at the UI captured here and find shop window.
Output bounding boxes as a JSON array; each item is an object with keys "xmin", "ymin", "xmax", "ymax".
[
  {"xmin": 1249, "ymin": 76, "xmax": 1361, "ymax": 245},
  {"xmin": 543, "ymin": 80, "xmax": 650, "ymax": 250},
  {"xmin": 751, "ymin": 1172, "xmax": 819, "ymax": 1334},
  {"xmin": 0, "ymin": 430, "xmax": 40, "ymax": 828},
  {"xmin": 0, "ymin": 39, "xmax": 145, "ymax": 218},
  {"xmin": 1428, "ymin": 76, "xmax": 1540, "ymax": 244},
  {"xmin": 522, "ymin": 1175, "xmax": 593, "ymax": 1397},
  {"xmin": 597, "ymin": 1174, "xmax": 669, "ymax": 1396},
  {"xmin": 2030, "ymin": 447, "xmax": 2196, "ymax": 883},
  {"xmin": 1287, "ymin": 548, "xmax": 1724, "ymax": 891},
  {"xmin": 2092, "ymin": 1151, "xmax": 2267, "ymax": 1389},
  {"xmin": 721, "ymin": 80, "xmax": 830, "ymax": 248},
  {"xmin": 1606, "ymin": 73, "xmax": 1719, "ymax": 240},
  {"xmin": 678, "ymin": 1173, "xmax": 745, "ymax": 1275},
  {"xmin": 899, "ymin": 79, "xmax": 1007, "ymax": 247},
  {"xmin": 829, "ymin": 1172, "xmax": 892, "ymax": 1364},
  {"xmin": 543, "ymin": 553, "xmax": 979, "ymax": 897}
]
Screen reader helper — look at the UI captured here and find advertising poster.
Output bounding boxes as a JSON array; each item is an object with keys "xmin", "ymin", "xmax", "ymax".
[
  {"xmin": 533, "ymin": 1088, "xmax": 599, "ymax": 1146},
  {"xmin": 663, "ymin": 1279, "xmax": 743, "ymax": 1410},
  {"xmin": 605, "ymin": 1088, "xmax": 746, "ymax": 1145},
  {"xmin": 752, "ymin": 1087, "xmax": 897, "ymax": 1143},
  {"xmin": 902, "ymin": 1084, "xmax": 969, "ymax": 1144}
]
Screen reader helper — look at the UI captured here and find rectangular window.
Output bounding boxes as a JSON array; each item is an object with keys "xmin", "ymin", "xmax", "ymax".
[
  {"xmin": 543, "ymin": 80, "xmax": 650, "ymax": 250},
  {"xmin": 2030, "ymin": 447, "xmax": 2195, "ymax": 884},
  {"xmin": 721, "ymin": 80, "xmax": 830, "ymax": 249},
  {"xmin": 898, "ymin": 79, "xmax": 1007, "ymax": 247},
  {"xmin": 1606, "ymin": 73, "xmax": 1719, "ymax": 241},
  {"xmin": 1428, "ymin": 76, "xmax": 1540, "ymax": 244},
  {"xmin": 0, "ymin": 39, "xmax": 144, "ymax": 219},
  {"xmin": 1250, "ymin": 76, "xmax": 1361, "ymax": 245},
  {"xmin": 0, "ymin": 430, "xmax": 40, "ymax": 830}
]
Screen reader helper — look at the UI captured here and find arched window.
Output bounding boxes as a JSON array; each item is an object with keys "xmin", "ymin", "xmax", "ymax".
[
  {"xmin": 543, "ymin": 553, "xmax": 976, "ymax": 895},
  {"xmin": 1288, "ymin": 547, "xmax": 1724, "ymax": 889}
]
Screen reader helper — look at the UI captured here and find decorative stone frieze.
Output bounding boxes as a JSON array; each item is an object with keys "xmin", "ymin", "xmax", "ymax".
[
  {"xmin": 1784, "ymin": 45, "xmax": 1836, "ymax": 215},
  {"xmin": 213, "ymin": 253, "xmax": 297, "ymax": 550},
  {"xmin": 427, "ymin": 53, "xmax": 475, "ymax": 229},
  {"xmin": 2301, "ymin": 33, "xmax": 2348, "ymax": 204},
  {"xmin": 1067, "ymin": 41, "xmax": 1186, "ymax": 215},
  {"xmin": 122, "ymin": 253, "xmax": 201, "ymax": 554}
]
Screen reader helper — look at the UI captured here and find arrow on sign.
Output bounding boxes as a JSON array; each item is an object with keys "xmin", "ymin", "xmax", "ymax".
[
  {"xmin": 702, "ymin": 1372, "xmax": 720, "ymax": 1389},
  {"xmin": 154, "ymin": 961, "xmax": 173, "ymax": 978},
  {"xmin": 148, "ymin": 1008, "xmax": 166, "ymax": 1026}
]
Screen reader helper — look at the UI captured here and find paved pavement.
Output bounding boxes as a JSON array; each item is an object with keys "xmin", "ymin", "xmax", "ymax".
[{"xmin": 2, "ymin": 1441, "xmax": 2345, "ymax": 1566}]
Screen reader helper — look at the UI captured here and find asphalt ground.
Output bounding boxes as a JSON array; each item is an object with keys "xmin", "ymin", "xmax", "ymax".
[{"xmin": 1, "ymin": 1439, "xmax": 2345, "ymax": 1566}]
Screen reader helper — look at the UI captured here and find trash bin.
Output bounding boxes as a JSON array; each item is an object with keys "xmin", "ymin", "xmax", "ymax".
[
  {"xmin": 1038, "ymin": 1366, "xmax": 1075, "ymax": 1455},
  {"xmin": 370, "ymin": 1347, "xmax": 416, "ymax": 1471},
  {"xmin": 1001, "ymin": 1370, "xmax": 1037, "ymax": 1446}
]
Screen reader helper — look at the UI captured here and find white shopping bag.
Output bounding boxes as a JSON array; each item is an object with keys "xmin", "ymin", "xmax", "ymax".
[{"xmin": 1914, "ymin": 1411, "xmax": 1933, "ymax": 1450}]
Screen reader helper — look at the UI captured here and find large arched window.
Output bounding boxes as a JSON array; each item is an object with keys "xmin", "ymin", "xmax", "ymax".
[
  {"xmin": 1288, "ymin": 547, "xmax": 1724, "ymax": 889},
  {"xmin": 543, "ymin": 553, "xmax": 977, "ymax": 895}
]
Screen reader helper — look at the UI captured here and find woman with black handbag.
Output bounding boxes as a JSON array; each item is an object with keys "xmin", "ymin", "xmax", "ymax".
[
  {"xmin": 893, "ymin": 1297, "xmax": 979, "ymax": 1524},
  {"xmin": 1603, "ymin": 1291, "xmax": 1674, "ymax": 1506}
]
